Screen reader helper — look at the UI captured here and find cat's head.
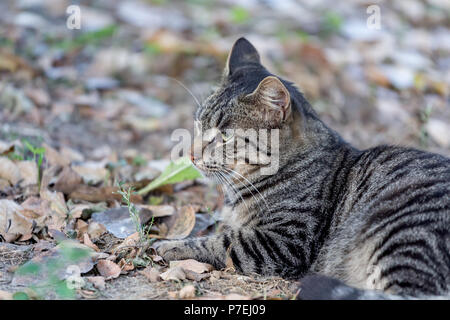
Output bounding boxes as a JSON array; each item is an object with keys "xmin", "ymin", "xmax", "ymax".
[{"xmin": 191, "ymin": 37, "xmax": 310, "ymax": 179}]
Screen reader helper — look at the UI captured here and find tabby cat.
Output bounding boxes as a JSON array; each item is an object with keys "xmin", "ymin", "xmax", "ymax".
[{"xmin": 155, "ymin": 38, "xmax": 450, "ymax": 299}]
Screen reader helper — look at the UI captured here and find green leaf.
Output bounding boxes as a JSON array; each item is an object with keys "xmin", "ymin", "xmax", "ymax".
[
  {"xmin": 230, "ymin": 6, "xmax": 250, "ymax": 24},
  {"xmin": 13, "ymin": 292, "xmax": 29, "ymax": 300},
  {"xmin": 16, "ymin": 262, "xmax": 41, "ymax": 275},
  {"xmin": 55, "ymin": 280, "xmax": 75, "ymax": 299},
  {"xmin": 137, "ymin": 157, "xmax": 202, "ymax": 195}
]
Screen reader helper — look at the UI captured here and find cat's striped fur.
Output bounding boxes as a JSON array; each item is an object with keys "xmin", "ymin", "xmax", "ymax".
[{"xmin": 155, "ymin": 38, "xmax": 450, "ymax": 299}]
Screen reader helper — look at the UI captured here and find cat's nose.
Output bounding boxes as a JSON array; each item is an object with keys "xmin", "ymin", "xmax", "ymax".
[{"xmin": 189, "ymin": 145, "xmax": 197, "ymax": 163}]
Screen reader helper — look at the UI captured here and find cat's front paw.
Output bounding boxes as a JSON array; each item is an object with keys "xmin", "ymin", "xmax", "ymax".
[{"xmin": 153, "ymin": 240, "xmax": 185, "ymax": 262}]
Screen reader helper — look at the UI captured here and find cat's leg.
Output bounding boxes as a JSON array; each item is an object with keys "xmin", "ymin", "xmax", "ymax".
[
  {"xmin": 154, "ymin": 227, "xmax": 304, "ymax": 276},
  {"xmin": 153, "ymin": 234, "xmax": 228, "ymax": 270}
]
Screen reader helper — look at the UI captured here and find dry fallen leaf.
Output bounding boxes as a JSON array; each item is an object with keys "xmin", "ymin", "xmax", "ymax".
[
  {"xmin": 164, "ymin": 206, "xmax": 196, "ymax": 240},
  {"xmin": 160, "ymin": 266, "xmax": 186, "ymax": 281},
  {"xmin": 0, "ymin": 140, "xmax": 14, "ymax": 155},
  {"xmin": 72, "ymin": 161, "xmax": 109, "ymax": 185},
  {"xmin": 179, "ymin": 285, "xmax": 196, "ymax": 299},
  {"xmin": 20, "ymin": 196, "xmax": 48, "ymax": 221},
  {"xmin": 0, "ymin": 156, "xmax": 21, "ymax": 185},
  {"xmin": 0, "ymin": 199, "xmax": 34, "ymax": 242},
  {"xmin": 69, "ymin": 185, "xmax": 142, "ymax": 203},
  {"xmin": 96, "ymin": 259, "xmax": 121, "ymax": 280},
  {"xmin": 17, "ymin": 160, "xmax": 38, "ymax": 187},
  {"xmin": 185, "ymin": 269, "xmax": 210, "ymax": 282},
  {"xmin": 139, "ymin": 266, "xmax": 161, "ymax": 283},
  {"xmin": 86, "ymin": 276, "xmax": 106, "ymax": 290},
  {"xmin": 137, "ymin": 205, "xmax": 175, "ymax": 218},
  {"xmin": 53, "ymin": 166, "xmax": 83, "ymax": 194},
  {"xmin": 68, "ymin": 204, "xmax": 91, "ymax": 219},
  {"xmin": 118, "ymin": 258, "xmax": 134, "ymax": 272},
  {"xmin": 76, "ymin": 219, "xmax": 89, "ymax": 235},
  {"xmin": 0, "ymin": 290, "xmax": 13, "ymax": 300},
  {"xmin": 87, "ymin": 222, "xmax": 106, "ymax": 240},
  {"xmin": 170, "ymin": 259, "xmax": 214, "ymax": 274},
  {"xmin": 43, "ymin": 143, "xmax": 71, "ymax": 167},
  {"xmin": 83, "ymin": 233, "xmax": 100, "ymax": 252},
  {"xmin": 39, "ymin": 167, "xmax": 69, "ymax": 230}
]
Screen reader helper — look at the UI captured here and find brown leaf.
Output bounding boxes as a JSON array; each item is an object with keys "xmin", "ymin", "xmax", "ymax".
[
  {"xmin": 86, "ymin": 276, "xmax": 105, "ymax": 290},
  {"xmin": 0, "ymin": 178, "xmax": 9, "ymax": 190},
  {"xmin": 39, "ymin": 167, "xmax": 69, "ymax": 230},
  {"xmin": 96, "ymin": 259, "xmax": 121, "ymax": 280},
  {"xmin": 118, "ymin": 258, "xmax": 134, "ymax": 272},
  {"xmin": 0, "ymin": 200, "xmax": 34, "ymax": 242},
  {"xmin": 185, "ymin": 269, "xmax": 210, "ymax": 282},
  {"xmin": 170, "ymin": 259, "xmax": 214, "ymax": 274},
  {"xmin": 160, "ymin": 266, "xmax": 186, "ymax": 281},
  {"xmin": 43, "ymin": 143, "xmax": 70, "ymax": 167},
  {"xmin": 87, "ymin": 222, "xmax": 106, "ymax": 240},
  {"xmin": 68, "ymin": 204, "xmax": 91, "ymax": 219},
  {"xmin": 179, "ymin": 285, "xmax": 196, "ymax": 299},
  {"xmin": 0, "ymin": 50, "xmax": 33, "ymax": 74},
  {"xmin": 53, "ymin": 166, "xmax": 83, "ymax": 194},
  {"xmin": 0, "ymin": 157, "xmax": 21, "ymax": 185},
  {"xmin": 136, "ymin": 205, "xmax": 175, "ymax": 218},
  {"xmin": 72, "ymin": 162, "xmax": 109, "ymax": 185},
  {"xmin": 76, "ymin": 219, "xmax": 89, "ymax": 235},
  {"xmin": 164, "ymin": 206, "xmax": 196, "ymax": 240},
  {"xmin": 0, "ymin": 290, "xmax": 13, "ymax": 300},
  {"xmin": 83, "ymin": 233, "xmax": 99, "ymax": 252},
  {"xmin": 60, "ymin": 147, "xmax": 85, "ymax": 163},
  {"xmin": 69, "ymin": 185, "xmax": 142, "ymax": 203},
  {"xmin": 20, "ymin": 196, "xmax": 48, "ymax": 220},
  {"xmin": 139, "ymin": 266, "xmax": 161, "ymax": 282},
  {"xmin": 17, "ymin": 161, "xmax": 38, "ymax": 187},
  {"xmin": 0, "ymin": 140, "xmax": 14, "ymax": 155}
]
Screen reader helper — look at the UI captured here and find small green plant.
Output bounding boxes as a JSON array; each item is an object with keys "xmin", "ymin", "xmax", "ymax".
[
  {"xmin": 49, "ymin": 24, "xmax": 118, "ymax": 52},
  {"xmin": 419, "ymin": 104, "xmax": 433, "ymax": 147},
  {"xmin": 230, "ymin": 6, "xmax": 250, "ymax": 24},
  {"xmin": 116, "ymin": 182, "xmax": 154, "ymax": 245},
  {"xmin": 23, "ymin": 139, "xmax": 45, "ymax": 168},
  {"xmin": 132, "ymin": 155, "xmax": 147, "ymax": 167},
  {"xmin": 22, "ymin": 139, "xmax": 45, "ymax": 187},
  {"xmin": 148, "ymin": 195, "xmax": 164, "ymax": 205},
  {"xmin": 320, "ymin": 11, "xmax": 343, "ymax": 37}
]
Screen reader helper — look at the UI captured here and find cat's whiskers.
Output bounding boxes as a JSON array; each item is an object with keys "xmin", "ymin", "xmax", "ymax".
[
  {"xmin": 217, "ymin": 170, "xmax": 251, "ymax": 213},
  {"xmin": 223, "ymin": 167, "xmax": 270, "ymax": 211},
  {"xmin": 168, "ymin": 77, "xmax": 202, "ymax": 109}
]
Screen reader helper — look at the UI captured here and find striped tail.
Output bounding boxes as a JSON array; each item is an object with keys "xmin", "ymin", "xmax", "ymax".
[{"xmin": 297, "ymin": 275, "xmax": 449, "ymax": 300}]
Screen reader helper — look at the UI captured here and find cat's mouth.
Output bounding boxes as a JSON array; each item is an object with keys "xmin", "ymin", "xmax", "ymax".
[{"xmin": 191, "ymin": 159, "xmax": 227, "ymax": 179}]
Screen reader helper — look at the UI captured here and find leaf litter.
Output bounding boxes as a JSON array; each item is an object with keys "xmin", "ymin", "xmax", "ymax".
[{"xmin": 2, "ymin": 0, "xmax": 446, "ymax": 301}]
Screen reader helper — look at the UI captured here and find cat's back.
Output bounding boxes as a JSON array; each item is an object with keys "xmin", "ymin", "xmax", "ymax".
[
  {"xmin": 348, "ymin": 145, "xmax": 450, "ymax": 214},
  {"xmin": 315, "ymin": 145, "xmax": 450, "ymax": 291}
]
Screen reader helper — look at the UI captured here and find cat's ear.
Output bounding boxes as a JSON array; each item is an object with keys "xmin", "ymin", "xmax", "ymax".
[
  {"xmin": 224, "ymin": 37, "xmax": 260, "ymax": 76},
  {"xmin": 247, "ymin": 76, "xmax": 291, "ymax": 123}
]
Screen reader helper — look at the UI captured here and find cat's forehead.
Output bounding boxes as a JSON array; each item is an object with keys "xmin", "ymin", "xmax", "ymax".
[{"xmin": 195, "ymin": 65, "xmax": 271, "ymax": 128}]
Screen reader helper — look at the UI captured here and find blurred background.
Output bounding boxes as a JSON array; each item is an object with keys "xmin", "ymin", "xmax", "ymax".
[{"xmin": 0, "ymin": 0, "xmax": 449, "ymax": 161}]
